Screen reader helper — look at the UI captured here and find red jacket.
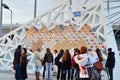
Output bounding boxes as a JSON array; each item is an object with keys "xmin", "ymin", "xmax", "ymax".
[{"xmin": 71, "ymin": 55, "xmax": 77, "ymax": 68}]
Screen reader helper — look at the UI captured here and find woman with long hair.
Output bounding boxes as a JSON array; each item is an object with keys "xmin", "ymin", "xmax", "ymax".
[
  {"xmin": 87, "ymin": 48, "xmax": 102, "ymax": 80},
  {"xmin": 95, "ymin": 48, "xmax": 103, "ymax": 80},
  {"xmin": 62, "ymin": 49, "xmax": 71, "ymax": 80},
  {"xmin": 34, "ymin": 48, "xmax": 42, "ymax": 80},
  {"xmin": 96, "ymin": 48, "xmax": 103, "ymax": 62},
  {"xmin": 20, "ymin": 48, "xmax": 28, "ymax": 80},
  {"xmin": 44, "ymin": 48, "xmax": 53, "ymax": 80}
]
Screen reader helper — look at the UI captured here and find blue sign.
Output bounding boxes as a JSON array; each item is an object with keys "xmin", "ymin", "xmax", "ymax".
[{"xmin": 73, "ymin": 11, "xmax": 81, "ymax": 17}]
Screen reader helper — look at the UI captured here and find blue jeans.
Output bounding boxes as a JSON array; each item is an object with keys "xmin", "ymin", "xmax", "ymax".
[
  {"xmin": 43, "ymin": 65, "xmax": 46, "ymax": 79},
  {"xmin": 71, "ymin": 68, "xmax": 80, "ymax": 80},
  {"xmin": 62, "ymin": 69, "xmax": 70, "ymax": 80},
  {"xmin": 15, "ymin": 64, "xmax": 21, "ymax": 80},
  {"xmin": 35, "ymin": 66, "xmax": 41, "ymax": 72},
  {"xmin": 57, "ymin": 66, "xmax": 63, "ymax": 80},
  {"xmin": 108, "ymin": 68, "xmax": 113, "ymax": 80},
  {"xmin": 71, "ymin": 68, "xmax": 74, "ymax": 80},
  {"xmin": 76, "ymin": 66, "xmax": 80, "ymax": 80},
  {"xmin": 80, "ymin": 78, "xmax": 89, "ymax": 80},
  {"xmin": 45, "ymin": 62, "xmax": 52, "ymax": 80}
]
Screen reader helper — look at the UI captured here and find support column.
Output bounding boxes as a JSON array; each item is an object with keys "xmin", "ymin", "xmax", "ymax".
[
  {"xmin": 0, "ymin": 0, "xmax": 3, "ymax": 37},
  {"xmin": 106, "ymin": 25, "xmax": 120, "ymax": 80}
]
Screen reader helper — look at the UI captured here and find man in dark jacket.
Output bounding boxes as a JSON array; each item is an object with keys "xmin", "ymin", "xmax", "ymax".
[
  {"xmin": 14, "ymin": 45, "xmax": 22, "ymax": 80},
  {"xmin": 105, "ymin": 48, "xmax": 115, "ymax": 80}
]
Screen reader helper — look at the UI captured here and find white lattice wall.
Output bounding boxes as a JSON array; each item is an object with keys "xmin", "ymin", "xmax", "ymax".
[{"xmin": 0, "ymin": 0, "xmax": 117, "ymax": 77}]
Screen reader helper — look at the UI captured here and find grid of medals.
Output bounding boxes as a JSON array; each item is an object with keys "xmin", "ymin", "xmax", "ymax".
[{"xmin": 24, "ymin": 23, "xmax": 105, "ymax": 52}]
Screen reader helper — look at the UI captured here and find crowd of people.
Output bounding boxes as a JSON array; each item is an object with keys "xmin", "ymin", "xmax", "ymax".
[{"xmin": 13, "ymin": 45, "xmax": 115, "ymax": 80}]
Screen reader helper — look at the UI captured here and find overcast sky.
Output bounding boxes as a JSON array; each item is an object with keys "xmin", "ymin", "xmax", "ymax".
[
  {"xmin": 2, "ymin": 0, "xmax": 65, "ymax": 24},
  {"xmin": 2, "ymin": 0, "xmax": 119, "ymax": 25}
]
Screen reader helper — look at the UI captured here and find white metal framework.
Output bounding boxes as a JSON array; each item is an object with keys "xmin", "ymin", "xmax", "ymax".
[{"xmin": 0, "ymin": 1, "xmax": 118, "ymax": 79}]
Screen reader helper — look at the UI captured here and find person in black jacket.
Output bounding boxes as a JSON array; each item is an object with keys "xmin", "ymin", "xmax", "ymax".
[
  {"xmin": 44, "ymin": 48, "xmax": 53, "ymax": 80},
  {"xmin": 14, "ymin": 45, "xmax": 22, "ymax": 80},
  {"xmin": 105, "ymin": 48, "xmax": 115, "ymax": 80},
  {"xmin": 55, "ymin": 49, "xmax": 64, "ymax": 80}
]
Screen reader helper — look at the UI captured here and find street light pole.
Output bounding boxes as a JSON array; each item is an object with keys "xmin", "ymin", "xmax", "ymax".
[
  {"xmin": 34, "ymin": 0, "xmax": 37, "ymax": 18},
  {"xmin": 107, "ymin": 0, "xmax": 110, "ymax": 13},
  {"xmin": 9, "ymin": 9, "xmax": 12, "ymax": 33},
  {"xmin": 0, "ymin": 0, "xmax": 3, "ymax": 37},
  {"xmin": 70, "ymin": 0, "xmax": 72, "ymax": 5},
  {"xmin": 2, "ymin": 3, "xmax": 12, "ymax": 33}
]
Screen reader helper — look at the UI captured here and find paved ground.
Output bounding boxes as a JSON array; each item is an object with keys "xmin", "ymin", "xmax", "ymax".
[
  {"xmin": 0, "ymin": 70, "xmax": 34, "ymax": 80},
  {"xmin": 0, "ymin": 70, "xmax": 57, "ymax": 80},
  {"xmin": 0, "ymin": 70, "xmax": 108, "ymax": 80}
]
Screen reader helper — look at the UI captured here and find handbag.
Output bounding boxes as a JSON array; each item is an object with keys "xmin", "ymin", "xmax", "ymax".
[{"xmin": 93, "ymin": 61, "xmax": 103, "ymax": 71}]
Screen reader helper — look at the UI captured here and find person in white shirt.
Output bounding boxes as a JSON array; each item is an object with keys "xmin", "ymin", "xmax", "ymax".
[
  {"xmin": 88, "ymin": 49, "xmax": 98, "ymax": 65},
  {"xmin": 87, "ymin": 48, "xmax": 102, "ymax": 80},
  {"xmin": 53, "ymin": 50, "xmax": 58, "ymax": 75},
  {"xmin": 74, "ymin": 46, "xmax": 89, "ymax": 80},
  {"xmin": 34, "ymin": 49, "xmax": 42, "ymax": 80}
]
